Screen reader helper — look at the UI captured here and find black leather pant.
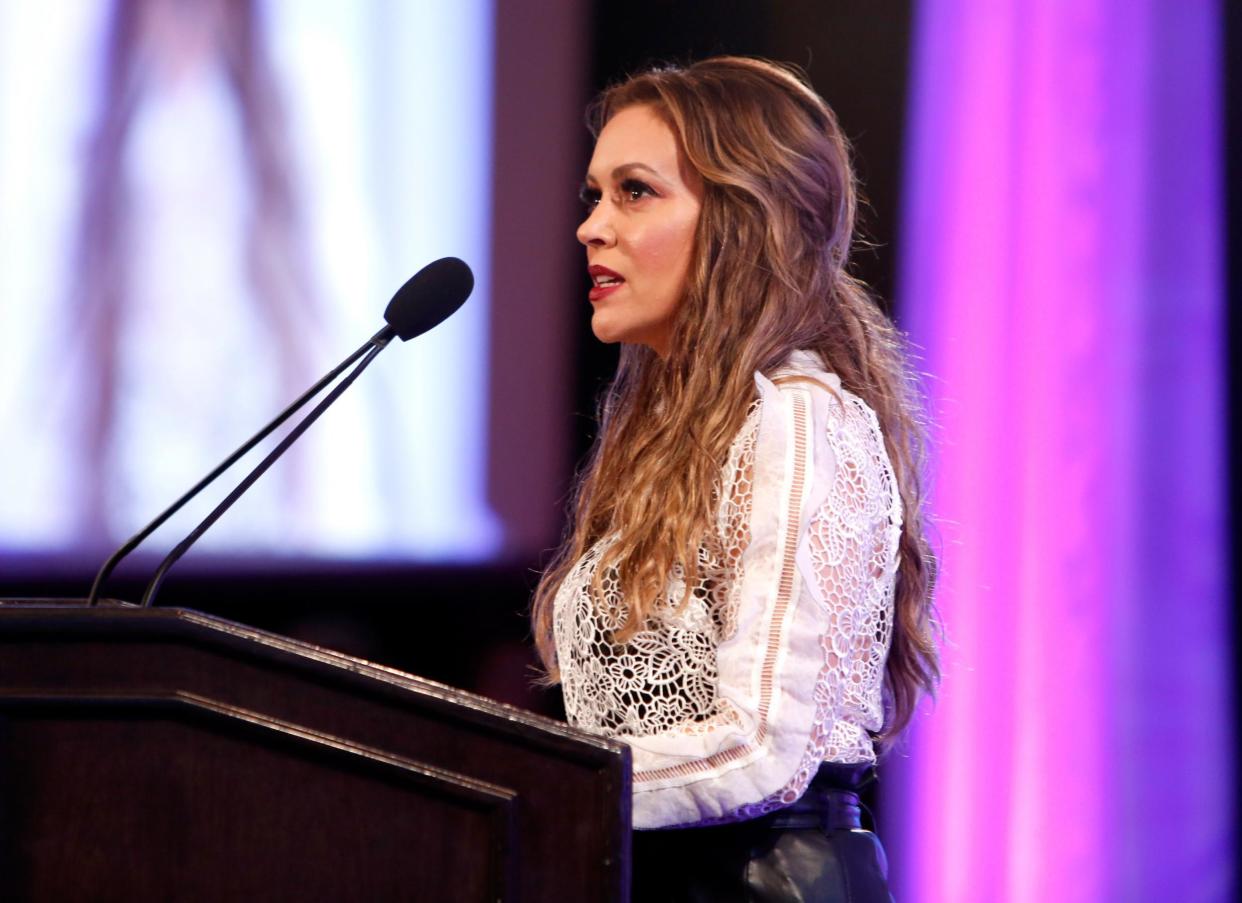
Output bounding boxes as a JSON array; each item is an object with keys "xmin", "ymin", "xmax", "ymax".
[{"xmin": 630, "ymin": 763, "xmax": 893, "ymax": 902}]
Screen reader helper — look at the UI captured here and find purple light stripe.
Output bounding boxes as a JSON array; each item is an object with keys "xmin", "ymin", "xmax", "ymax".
[{"xmin": 887, "ymin": 1, "xmax": 1230, "ymax": 900}]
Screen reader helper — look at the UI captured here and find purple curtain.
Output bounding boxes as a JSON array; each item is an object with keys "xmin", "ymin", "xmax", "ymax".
[{"xmin": 885, "ymin": 2, "xmax": 1232, "ymax": 900}]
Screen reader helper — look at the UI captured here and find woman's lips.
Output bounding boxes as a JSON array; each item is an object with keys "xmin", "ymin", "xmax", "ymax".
[
  {"xmin": 588, "ymin": 265, "xmax": 625, "ymax": 303},
  {"xmin": 589, "ymin": 281, "xmax": 624, "ymax": 302}
]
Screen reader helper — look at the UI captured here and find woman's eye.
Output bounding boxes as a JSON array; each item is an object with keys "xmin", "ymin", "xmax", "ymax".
[
  {"xmin": 579, "ymin": 179, "xmax": 654, "ymax": 212},
  {"xmin": 621, "ymin": 179, "xmax": 654, "ymax": 202},
  {"xmin": 579, "ymin": 185, "xmax": 601, "ymax": 210}
]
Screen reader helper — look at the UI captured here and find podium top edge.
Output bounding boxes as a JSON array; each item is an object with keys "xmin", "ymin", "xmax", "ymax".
[{"xmin": 0, "ymin": 599, "xmax": 630, "ymax": 764}]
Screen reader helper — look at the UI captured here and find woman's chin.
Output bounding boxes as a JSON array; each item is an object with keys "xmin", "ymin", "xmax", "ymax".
[
  {"xmin": 589, "ymin": 312, "xmax": 628, "ymax": 345},
  {"xmin": 591, "ymin": 316, "xmax": 669, "ymax": 356}
]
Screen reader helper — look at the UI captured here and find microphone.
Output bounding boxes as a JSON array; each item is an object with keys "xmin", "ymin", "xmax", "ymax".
[
  {"xmin": 86, "ymin": 257, "xmax": 474, "ymax": 608},
  {"xmin": 383, "ymin": 255, "xmax": 473, "ymax": 340}
]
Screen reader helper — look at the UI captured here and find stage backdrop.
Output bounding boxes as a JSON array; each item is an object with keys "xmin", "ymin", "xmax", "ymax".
[
  {"xmin": 885, "ymin": 1, "xmax": 1233, "ymax": 901},
  {"xmin": 0, "ymin": 0, "xmax": 518, "ymax": 562}
]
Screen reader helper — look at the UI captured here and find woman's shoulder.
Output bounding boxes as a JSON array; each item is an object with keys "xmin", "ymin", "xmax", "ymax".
[
  {"xmin": 754, "ymin": 349, "xmax": 843, "ymax": 402},
  {"xmin": 751, "ymin": 351, "xmax": 899, "ymax": 518},
  {"xmin": 753, "ymin": 350, "xmax": 885, "ymax": 443}
]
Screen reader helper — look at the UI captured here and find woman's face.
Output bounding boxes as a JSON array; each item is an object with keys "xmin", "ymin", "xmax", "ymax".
[{"xmin": 577, "ymin": 104, "xmax": 703, "ymax": 357}]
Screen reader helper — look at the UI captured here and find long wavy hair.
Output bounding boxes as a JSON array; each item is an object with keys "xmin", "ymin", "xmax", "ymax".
[{"xmin": 532, "ymin": 57, "xmax": 938, "ymax": 744}]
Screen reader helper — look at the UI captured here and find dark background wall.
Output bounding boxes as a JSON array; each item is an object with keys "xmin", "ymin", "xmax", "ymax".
[{"xmin": 0, "ymin": 3, "xmax": 916, "ymax": 722}]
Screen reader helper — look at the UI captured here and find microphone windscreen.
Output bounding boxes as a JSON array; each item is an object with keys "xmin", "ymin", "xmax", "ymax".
[{"xmin": 383, "ymin": 257, "xmax": 475, "ymax": 341}]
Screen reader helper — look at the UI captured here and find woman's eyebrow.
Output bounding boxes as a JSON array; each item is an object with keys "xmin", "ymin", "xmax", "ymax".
[
  {"xmin": 611, "ymin": 162, "xmax": 661, "ymax": 180},
  {"xmin": 583, "ymin": 162, "xmax": 664, "ymax": 185}
]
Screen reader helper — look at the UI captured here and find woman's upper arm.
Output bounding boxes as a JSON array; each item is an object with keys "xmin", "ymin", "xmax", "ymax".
[{"xmin": 627, "ymin": 374, "xmax": 830, "ymax": 827}]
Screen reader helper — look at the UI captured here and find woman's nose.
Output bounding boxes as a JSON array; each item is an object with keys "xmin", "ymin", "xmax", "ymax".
[{"xmin": 577, "ymin": 203, "xmax": 615, "ymax": 247}]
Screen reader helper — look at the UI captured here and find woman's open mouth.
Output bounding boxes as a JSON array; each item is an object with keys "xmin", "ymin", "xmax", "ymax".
[{"xmin": 588, "ymin": 265, "xmax": 625, "ymax": 302}]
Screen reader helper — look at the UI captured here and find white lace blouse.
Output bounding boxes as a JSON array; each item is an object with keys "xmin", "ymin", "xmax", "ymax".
[{"xmin": 553, "ymin": 351, "xmax": 903, "ymax": 830}]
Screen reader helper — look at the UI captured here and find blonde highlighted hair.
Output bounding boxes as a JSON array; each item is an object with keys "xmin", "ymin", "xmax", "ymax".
[{"xmin": 532, "ymin": 57, "xmax": 938, "ymax": 744}]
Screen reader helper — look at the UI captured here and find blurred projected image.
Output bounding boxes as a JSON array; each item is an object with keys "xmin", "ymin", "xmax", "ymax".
[{"xmin": 0, "ymin": 0, "xmax": 499, "ymax": 561}]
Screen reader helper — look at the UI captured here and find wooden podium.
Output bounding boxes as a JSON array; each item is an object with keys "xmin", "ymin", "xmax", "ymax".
[{"xmin": 0, "ymin": 600, "xmax": 630, "ymax": 901}]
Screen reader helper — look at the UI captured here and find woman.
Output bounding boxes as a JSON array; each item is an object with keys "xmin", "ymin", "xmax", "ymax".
[{"xmin": 532, "ymin": 57, "xmax": 938, "ymax": 901}]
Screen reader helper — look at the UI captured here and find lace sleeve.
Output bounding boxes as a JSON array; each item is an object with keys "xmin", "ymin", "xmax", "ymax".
[{"xmin": 624, "ymin": 370, "xmax": 901, "ymax": 830}]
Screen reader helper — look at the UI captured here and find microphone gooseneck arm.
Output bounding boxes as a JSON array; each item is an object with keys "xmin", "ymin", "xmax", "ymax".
[
  {"xmin": 138, "ymin": 328, "xmax": 394, "ymax": 608},
  {"xmin": 86, "ymin": 255, "xmax": 473, "ymax": 608},
  {"xmin": 86, "ymin": 326, "xmax": 392, "ymax": 607}
]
